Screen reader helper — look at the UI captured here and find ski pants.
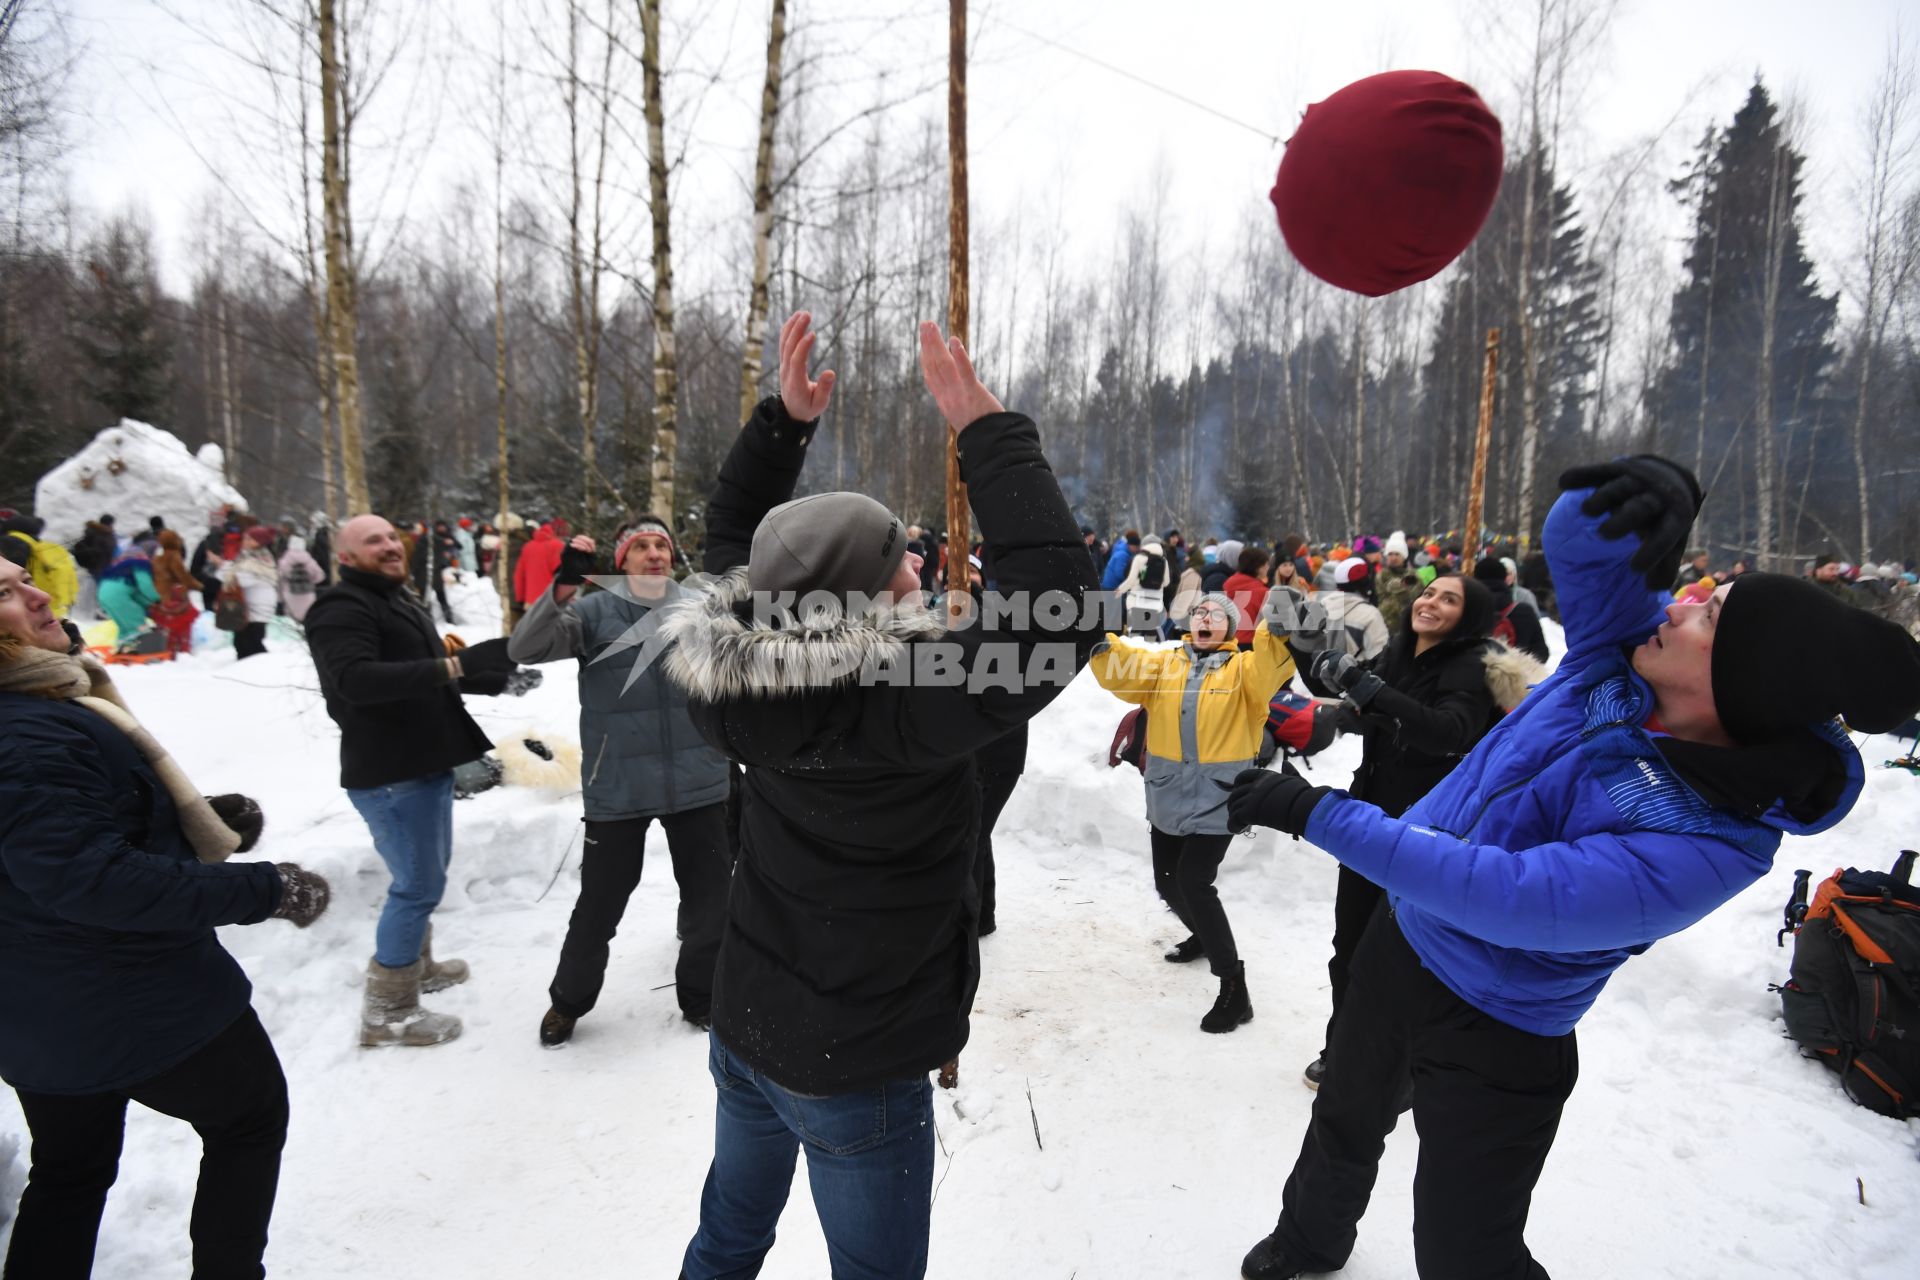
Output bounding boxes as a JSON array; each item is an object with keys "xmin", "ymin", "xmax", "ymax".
[
  {"xmin": 1269, "ymin": 903, "xmax": 1577, "ymax": 1279},
  {"xmin": 1149, "ymin": 826, "xmax": 1238, "ymax": 976},
  {"xmin": 548, "ymin": 806, "xmax": 730, "ymax": 1021},
  {"xmin": 5, "ymin": 1008, "xmax": 287, "ymax": 1280}
]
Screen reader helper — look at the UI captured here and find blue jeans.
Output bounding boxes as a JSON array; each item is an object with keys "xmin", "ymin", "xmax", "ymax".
[
  {"xmin": 346, "ymin": 772, "xmax": 455, "ymax": 968},
  {"xmin": 682, "ymin": 1034, "xmax": 935, "ymax": 1280}
]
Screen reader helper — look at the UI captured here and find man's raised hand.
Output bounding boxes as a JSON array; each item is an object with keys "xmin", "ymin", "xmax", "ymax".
[
  {"xmin": 778, "ymin": 310, "xmax": 836, "ymax": 422},
  {"xmin": 918, "ymin": 322, "xmax": 1003, "ymax": 431}
]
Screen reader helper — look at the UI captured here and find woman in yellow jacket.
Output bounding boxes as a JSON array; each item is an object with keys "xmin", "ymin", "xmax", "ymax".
[{"xmin": 1090, "ymin": 592, "xmax": 1296, "ymax": 1032}]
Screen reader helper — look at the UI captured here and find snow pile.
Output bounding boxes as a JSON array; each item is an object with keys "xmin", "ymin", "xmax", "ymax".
[
  {"xmin": 439, "ymin": 569, "xmax": 506, "ymax": 635},
  {"xmin": 1, "ymin": 620, "xmax": 1916, "ymax": 1278},
  {"xmin": 33, "ymin": 421, "xmax": 248, "ymax": 546}
]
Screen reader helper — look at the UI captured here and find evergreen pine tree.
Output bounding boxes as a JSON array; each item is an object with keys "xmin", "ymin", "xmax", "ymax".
[
  {"xmin": 72, "ymin": 216, "xmax": 175, "ymax": 425},
  {"xmin": 1656, "ymin": 79, "xmax": 1836, "ymax": 563}
]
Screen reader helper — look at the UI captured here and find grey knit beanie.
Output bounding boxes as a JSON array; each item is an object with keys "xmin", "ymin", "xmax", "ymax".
[{"xmin": 749, "ymin": 492, "xmax": 907, "ymax": 601}]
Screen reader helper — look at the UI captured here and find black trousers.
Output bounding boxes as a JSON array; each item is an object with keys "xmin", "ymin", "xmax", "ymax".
[
  {"xmin": 5, "ymin": 1007, "xmax": 288, "ymax": 1280},
  {"xmin": 233, "ymin": 621, "xmax": 267, "ymax": 660},
  {"xmin": 973, "ymin": 769, "xmax": 1020, "ymax": 929},
  {"xmin": 549, "ymin": 805, "xmax": 730, "ymax": 1020},
  {"xmin": 1148, "ymin": 826, "xmax": 1237, "ymax": 976},
  {"xmin": 1272, "ymin": 906, "xmax": 1578, "ymax": 1279},
  {"xmin": 1322, "ymin": 864, "xmax": 1385, "ymax": 1056}
]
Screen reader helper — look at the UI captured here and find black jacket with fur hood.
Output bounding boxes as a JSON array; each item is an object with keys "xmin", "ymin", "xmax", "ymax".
[{"xmin": 661, "ymin": 396, "xmax": 1098, "ymax": 1094}]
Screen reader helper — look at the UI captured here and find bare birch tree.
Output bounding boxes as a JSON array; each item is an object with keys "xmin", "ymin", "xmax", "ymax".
[
  {"xmin": 1847, "ymin": 30, "xmax": 1917, "ymax": 563},
  {"xmin": 738, "ymin": 0, "xmax": 786, "ymax": 424},
  {"xmin": 316, "ymin": 0, "xmax": 368, "ymax": 511},
  {"xmin": 639, "ymin": 0, "xmax": 678, "ymax": 521}
]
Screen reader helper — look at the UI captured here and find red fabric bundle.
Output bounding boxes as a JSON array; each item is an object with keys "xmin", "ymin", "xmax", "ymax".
[{"xmin": 1270, "ymin": 70, "xmax": 1504, "ymax": 297}]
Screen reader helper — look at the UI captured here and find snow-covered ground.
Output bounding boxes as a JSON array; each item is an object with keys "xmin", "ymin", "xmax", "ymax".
[{"xmin": 3, "ymin": 619, "xmax": 1917, "ymax": 1279}]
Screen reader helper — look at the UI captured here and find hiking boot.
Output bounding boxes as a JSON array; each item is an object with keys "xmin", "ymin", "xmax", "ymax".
[
  {"xmin": 1201, "ymin": 961, "xmax": 1253, "ymax": 1034},
  {"xmin": 1303, "ymin": 1056, "xmax": 1327, "ymax": 1091},
  {"xmin": 540, "ymin": 1006, "xmax": 577, "ymax": 1049},
  {"xmin": 420, "ymin": 924, "xmax": 469, "ymax": 994},
  {"xmin": 1164, "ymin": 935, "xmax": 1207, "ymax": 964},
  {"xmin": 360, "ymin": 958, "xmax": 462, "ymax": 1048},
  {"xmin": 1240, "ymin": 1232, "xmax": 1306, "ymax": 1279}
]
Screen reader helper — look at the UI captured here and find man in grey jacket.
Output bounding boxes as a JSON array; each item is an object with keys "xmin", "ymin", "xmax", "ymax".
[{"xmin": 508, "ymin": 515, "xmax": 734, "ymax": 1046}]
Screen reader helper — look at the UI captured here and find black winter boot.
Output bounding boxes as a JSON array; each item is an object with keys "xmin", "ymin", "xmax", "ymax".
[
  {"xmin": 1240, "ymin": 1232, "xmax": 1306, "ymax": 1279},
  {"xmin": 1163, "ymin": 935, "xmax": 1206, "ymax": 964},
  {"xmin": 1201, "ymin": 961, "xmax": 1253, "ymax": 1033}
]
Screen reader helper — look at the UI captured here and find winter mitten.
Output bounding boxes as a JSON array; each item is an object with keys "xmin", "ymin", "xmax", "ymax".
[
  {"xmin": 459, "ymin": 636, "xmax": 517, "ymax": 678},
  {"xmin": 1219, "ymin": 768, "xmax": 1331, "ymax": 837},
  {"xmin": 206, "ymin": 793, "xmax": 264, "ymax": 853},
  {"xmin": 1558, "ymin": 454, "xmax": 1703, "ymax": 592},
  {"xmin": 271, "ymin": 863, "xmax": 331, "ymax": 928},
  {"xmin": 555, "ymin": 544, "xmax": 596, "ymax": 587}
]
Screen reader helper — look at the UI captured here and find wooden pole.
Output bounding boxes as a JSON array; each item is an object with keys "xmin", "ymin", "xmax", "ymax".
[
  {"xmin": 1464, "ymin": 328, "xmax": 1500, "ymax": 555},
  {"xmin": 938, "ymin": 0, "xmax": 969, "ymax": 1095},
  {"xmin": 944, "ymin": 0, "xmax": 971, "ymax": 618}
]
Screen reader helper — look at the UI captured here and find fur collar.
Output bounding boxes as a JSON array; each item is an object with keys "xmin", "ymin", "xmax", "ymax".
[
  {"xmin": 660, "ymin": 567, "xmax": 947, "ymax": 700},
  {"xmin": 1483, "ymin": 640, "xmax": 1548, "ymax": 712}
]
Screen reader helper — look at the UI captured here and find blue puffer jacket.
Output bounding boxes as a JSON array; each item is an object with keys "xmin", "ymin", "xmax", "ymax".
[
  {"xmin": 1100, "ymin": 540, "xmax": 1134, "ymax": 591},
  {"xmin": 1303, "ymin": 488, "xmax": 1863, "ymax": 1037},
  {"xmin": 0, "ymin": 690, "xmax": 282, "ymax": 1094}
]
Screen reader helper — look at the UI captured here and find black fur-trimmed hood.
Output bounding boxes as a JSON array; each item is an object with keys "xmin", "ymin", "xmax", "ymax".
[{"xmin": 660, "ymin": 566, "xmax": 947, "ymax": 700}]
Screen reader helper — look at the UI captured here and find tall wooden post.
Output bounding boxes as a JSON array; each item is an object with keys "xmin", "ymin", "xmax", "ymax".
[
  {"xmin": 1464, "ymin": 328, "xmax": 1500, "ymax": 554},
  {"xmin": 938, "ymin": 0, "xmax": 970, "ymax": 1095},
  {"xmin": 944, "ymin": 0, "xmax": 971, "ymax": 615}
]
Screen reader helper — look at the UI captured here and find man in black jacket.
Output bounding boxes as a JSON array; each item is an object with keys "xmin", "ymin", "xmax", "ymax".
[
  {"xmin": 666, "ymin": 312, "xmax": 1099, "ymax": 1280},
  {"xmin": 307, "ymin": 515, "xmax": 513, "ymax": 1049}
]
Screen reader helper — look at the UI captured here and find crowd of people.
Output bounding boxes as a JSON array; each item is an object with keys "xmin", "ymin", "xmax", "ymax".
[{"xmin": 6, "ymin": 310, "xmax": 1920, "ymax": 1280}]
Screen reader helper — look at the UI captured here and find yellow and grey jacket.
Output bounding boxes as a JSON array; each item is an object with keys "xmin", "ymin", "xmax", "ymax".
[{"xmin": 1090, "ymin": 626, "xmax": 1296, "ymax": 834}]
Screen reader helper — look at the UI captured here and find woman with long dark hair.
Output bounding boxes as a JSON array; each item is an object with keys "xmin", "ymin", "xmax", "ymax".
[{"xmin": 1299, "ymin": 572, "xmax": 1543, "ymax": 1089}]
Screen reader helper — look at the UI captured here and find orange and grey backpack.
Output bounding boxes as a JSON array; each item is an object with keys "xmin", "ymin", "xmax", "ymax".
[{"xmin": 1775, "ymin": 851, "xmax": 1920, "ymax": 1117}]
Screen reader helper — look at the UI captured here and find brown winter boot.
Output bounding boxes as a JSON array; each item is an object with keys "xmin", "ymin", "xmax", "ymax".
[
  {"xmin": 420, "ymin": 924, "xmax": 469, "ymax": 994},
  {"xmin": 360, "ymin": 958, "xmax": 463, "ymax": 1048}
]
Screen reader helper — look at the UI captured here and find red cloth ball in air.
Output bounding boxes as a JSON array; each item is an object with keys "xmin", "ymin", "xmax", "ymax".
[{"xmin": 1270, "ymin": 70, "xmax": 1504, "ymax": 297}]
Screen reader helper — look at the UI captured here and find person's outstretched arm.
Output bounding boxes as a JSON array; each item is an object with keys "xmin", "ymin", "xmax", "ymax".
[
  {"xmin": 704, "ymin": 311, "xmax": 836, "ymax": 576},
  {"xmin": 1549, "ymin": 455, "xmax": 1700, "ymax": 665}
]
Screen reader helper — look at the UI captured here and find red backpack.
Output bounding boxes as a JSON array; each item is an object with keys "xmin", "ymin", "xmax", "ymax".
[{"xmin": 1490, "ymin": 602, "xmax": 1518, "ymax": 648}]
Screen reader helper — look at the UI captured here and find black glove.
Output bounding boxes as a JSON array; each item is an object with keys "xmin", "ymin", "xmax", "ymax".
[
  {"xmin": 61, "ymin": 619, "xmax": 84, "ymax": 656},
  {"xmin": 1310, "ymin": 651, "xmax": 1385, "ymax": 707},
  {"xmin": 1218, "ymin": 768, "xmax": 1331, "ymax": 837},
  {"xmin": 555, "ymin": 544, "xmax": 596, "ymax": 587},
  {"xmin": 270, "ymin": 863, "xmax": 331, "ymax": 927},
  {"xmin": 1558, "ymin": 455, "xmax": 1702, "ymax": 591},
  {"xmin": 459, "ymin": 636, "xmax": 516, "ymax": 678},
  {"xmin": 206, "ymin": 793, "xmax": 264, "ymax": 853}
]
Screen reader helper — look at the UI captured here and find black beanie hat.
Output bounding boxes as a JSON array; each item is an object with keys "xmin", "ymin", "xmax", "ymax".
[
  {"xmin": 1712, "ymin": 573, "xmax": 1920, "ymax": 741},
  {"xmin": 1472, "ymin": 555, "xmax": 1508, "ymax": 585}
]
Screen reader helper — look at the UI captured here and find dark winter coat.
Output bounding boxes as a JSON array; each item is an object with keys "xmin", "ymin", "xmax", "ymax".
[
  {"xmin": 1200, "ymin": 560, "xmax": 1235, "ymax": 595},
  {"xmin": 661, "ymin": 396, "xmax": 1097, "ymax": 1095},
  {"xmin": 305, "ymin": 566, "xmax": 492, "ymax": 789},
  {"xmin": 508, "ymin": 579, "xmax": 730, "ymax": 820},
  {"xmin": 0, "ymin": 691, "xmax": 282, "ymax": 1095},
  {"xmin": 72, "ymin": 522, "xmax": 117, "ymax": 576},
  {"xmin": 1486, "ymin": 583, "xmax": 1550, "ymax": 664},
  {"xmin": 1343, "ymin": 630, "xmax": 1529, "ymax": 820}
]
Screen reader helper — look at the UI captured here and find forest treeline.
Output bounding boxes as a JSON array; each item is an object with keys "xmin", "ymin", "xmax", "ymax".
[{"xmin": 3, "ymin": 2, "xmax": 1918, "ymax": 569}]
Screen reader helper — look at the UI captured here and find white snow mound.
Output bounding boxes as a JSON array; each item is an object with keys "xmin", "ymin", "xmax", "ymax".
[{"xmin": 33, "ymin": 420, "xmax": 248, "ymax": 546}]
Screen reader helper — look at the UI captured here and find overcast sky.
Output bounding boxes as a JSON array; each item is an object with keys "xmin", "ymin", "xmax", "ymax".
[{"xmin": 52, "ymin": 0, "xmax": 1909, "ymax": 319}]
